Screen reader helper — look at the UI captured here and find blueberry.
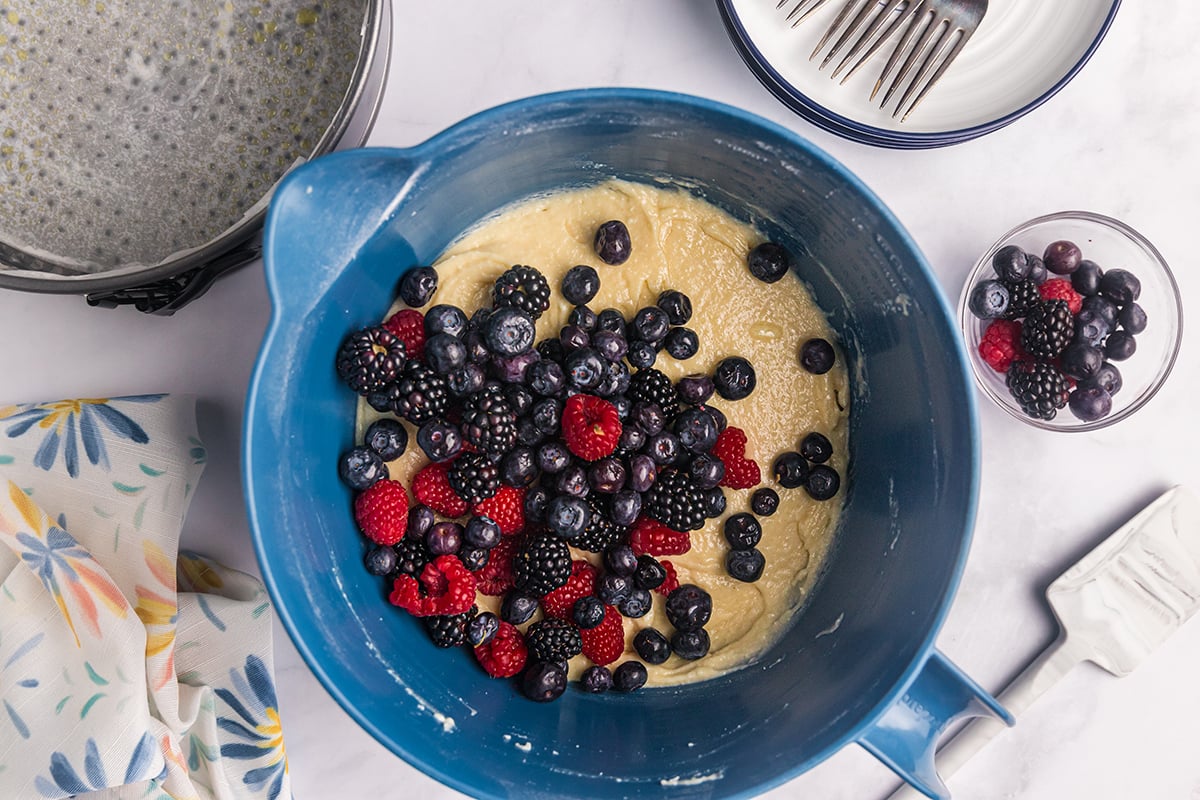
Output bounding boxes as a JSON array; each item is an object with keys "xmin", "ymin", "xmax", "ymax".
[
  {"xmin": 1044, "ymin": 240, "xmax": 1082, "ymax": 275},
  {"xmin": 416, "ymin": 419, "xmax": 462, "ymax": 463},
  {"xmin": 1026, "ymin": 253, "xmax": 1048, "ymax": 285},
  {"xmin": 673, "ymin": 407, "xmax": 719, "ymax": 453},
  {"xmin": 556, "ymin": 464, "xmax": 590, "ymax": 497},
  {"xmin": 747, "ymin": 241, "xmax": 792, "ymax": 284},
  {"xmin": 628, "ymin": 454, "xmax": 657, "ymax": 494},
  {"xmin": 656, "ymin": 290, "xmax": 693, "ymax": 324},
  {"xmin": 687, "ymin": 453, "xmax": 725, "ymax": 490},
  {"xmin": 565, "ymin": 347, "xmax": 606, "ymax": 390},
  {"xmin": 479, "ymin": 306, "xmax": 533, "ymax": 357},
  {"xmin": 672, "ymin": 628, "xmax": 710, "ymax": 661},
  {"xmin": 1104, "ymin": 330, "xmax": 1137, "ymax": 361},
  {"xmin": 664, "ymin": 327, "xmax": 699, "ymax": 360},
  {"xmin": 568, "ymin": 304, "xmax": 598, "ymax": 331},
  {"xmin": 713, "ymin": 356, "xmax": 756, "ymax": 400},
  {"xmin": 1084, "ymin": 361, "xmax": 1123, "ymax": 396},
  {"xmin": 805, "ymin": 464, "xmax": 841, "ymax": 501},
  {"xmin": 524, "ymin": 486, "xmax": 551, "ymax": 524},
  {"xmin": 531, "ymin": 398, "xmax": 562, "ymax": 435},
  {"xmin": 522, "ymin": 660, "xmax": 568, "ymax": 702},
  {"xmin": 1068, "ymin": 385, "xmax": 1113, "ymax": 422},
  {"xmin": 727, "ymin": 548, "xmax": 766, "ymax": 582},
  {"xmin": 1071, "ymin": 259, "xmax": 1103, "ymax": 296},
  {"xmin": 504, "ymin": 384, "xmax": 535, "ymax": 417},
  {"xmin": 665, "ymin": 584, "xmax": 712, "ymax": 631},
  {"xmin": 594, "ymin": 220, "xmax": 632, "ymax": 265},
  {"xmin": 489, "ymin": 350, "xmax": 540, "ymax": 384},
  {"xmin": 464, "ymin": 330, "xmax": 491, "ymax": 364},
  {"xmin": 798, "ymin": 431, "xmax": 833, "ymax": 464},
  {"xmin": 536, "ymin": 337, "xmax": 566, "ymax": 363},
  {"xmin": 774, "ymin": 452, "xmax": 808, "ymax": 488},
  {"xmin": 697, "ymin": 487, "xmax": 725, "ymax": 520},
  {"xmin": 580, "ymin": 665, "xmax": 613, "ymax": 693},
  {"xmin": 406, "ymin": 504, "xmax": 436, "ymax": 540},
  {"xmin": 617, "ymin": 424, "xmax": 647, "ymax": 455},
  {"xmin": 634, "ymin": 628, "xmax": 671, "ymax": 663},
  {"xmin": 612, "ymin": 661, "xmax": 648, "ymax": 692},
  {"xmin": 632, "ymin": 307, "xmax": 670, "ymax": 344},
  {"xmin": 619, "ymin": 588, "xmax": 653, "ymax": 619},
  {"xmin": 610, "ymin": 490, "xmax": 642, "ymax": 527},
  {"xmin": 501, "ymin": 592, "xmax": 539, "ymax": 625},
  {"xmin": 588, "ymin": 457, "xmax": 627, "ymax": 494},
  {"xmin": 676, "ymin": 374, "xmax": 714, "ymax": 405},
  {"xmin": 1081, "ymin": 295, "xmax": 1119, "ymax": 327},
  {"xmin": 516, "ymin": 417, "xmax": 545, "ymax": 448},
  {"xmin": 1100, "ymin": 268, "xmax": 1141, "ymax": 305},
  {"xmin": 1059, "ymin": 342, "xmax": 1104, "ymax": 381},
  {"xmin": 364, "ymin": 545, "xmax": 396, "ymax": 576},
  {"xmin": 596, "ymin": 573, "xmax": 632, "ymax": 605},
  {"xmin": 559, "ymin": 324, "xmax": 591, "ymax": 353},
  {"xmin": 1073, "ymin": 309, "xmax": 1111, "ymax": 347},
  {"xmin": 596, "ymin": 308, "xmax": 628, "ymax": 336},
  {"xmin": 700, "ymin": 404, "xmax": 727, "ymax": 432},
  {"xmin": 426, "ymin": 521, "xmax": 462, "ymax": 556},
  {"xmin": 1119, "ymin": 302, "xmax": 1147, "ymax": 334},
  {"xmin": 587, "ymin": 329, "xmax": 625, "ymax": 363},
  {"xmin": 573, "ymin": 596, "xmax": 607, "ymax": 630},
  {"xmin": 425, "ymin": 332, "xmax": 468, "ymax": 374},
  {"xmin": 645, "ymin": 431, "xmax": 682, "ymax": 465},
  {"xmin": 605, "ymin": 543, "xmax": 639, "ymax": 576},
  {"xmin": 446, "ymin": 363, "xmax": 486, "ymax": 396},
  {"xmin": 458, "ymin": 546, "xmax": 489, "ymax": 571},
  {"xmin": 562, "ymin": 264, "xmax": 601, "ymax": 305},
  {"xmin": 464, "ymin": 515, "xmax": 502, "ymax": 549},
  {"xmin": 527, "ymin": 360, "xmax": 566, "ymax": 398},
  {"xmin": 967, "ymin": 279, "xmax": 1010, "ymax": 320},
  {"xmin": 992, "ymin": 244, "xmax": 1031, "ymax": 283},
  {"xmin": 598, "ymin": 360, "xmax": 631, "ymax": 398},
  {"xmin": 547, "ymin": 495, "xmax": 590, "ymax": 539},
  {"xmin": 626, "ymin": 339, "xmax": 657, "ymax": 369},
  {"xmin": 339, "ymin": 446, "xmax": 387, "ymax": 490},
  {"xmin": 750, "ymin": 487, "xmax": 780, "ymax": 516},
  {"xmin": 424, "ymin": 304, "xmax": 468, "ymax": 338},
  {"xmin": 466, "ymin": 611, "xmax": 500, "ymax": 647},
  {"xmin": 532, "ymin": 443, "xmax": 566, "ymax": 476},
  {"xmin": 632, "ymin": 402, "xmax": 666, "ymax": 435},
  {"xmin": 364, "ymin": 418, "xmax": 408, "ymax": 461},
  {"xmin": 633, "ymin": 555, "xmax": 666, "ymax": 591},
  {"xmin": 724, "ymin": 513, "xmax": 762, "ymax": 550},
  {"xmin": 501, "ymin": 446, "xmax": 538, "ymax": 488},
  {"xmin": 398, "ymin": 266, "xmax": 438, "ymax": 307},
  {"xmin": 799, "ymin": 338, "xmax": 836, "ymax": 375}
]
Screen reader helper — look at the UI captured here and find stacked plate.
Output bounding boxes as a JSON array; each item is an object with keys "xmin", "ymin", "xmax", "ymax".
[{"xmin": 717, "ymin": 0, "xmax": 1122, "ymax": 148}]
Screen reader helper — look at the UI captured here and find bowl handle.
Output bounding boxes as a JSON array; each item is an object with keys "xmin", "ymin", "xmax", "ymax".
[
  {"xmin": 857, "ymin": 649, "xmax": 1012, "ymax": 799},
  {"xmin": 262, "ymin": 148, "xmax": 418, "ymax": 316}
]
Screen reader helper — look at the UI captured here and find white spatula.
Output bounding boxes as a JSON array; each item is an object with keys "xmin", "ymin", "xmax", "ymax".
[{"xmin": 888, "ymin": 485, "xmax": 1200, "ymax": 799}]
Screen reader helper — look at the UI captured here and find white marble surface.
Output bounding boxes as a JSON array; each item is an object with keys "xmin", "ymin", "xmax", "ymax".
[{"xmin": 2, "ymin": 2, "xmax": 1199, "ymax": 799}]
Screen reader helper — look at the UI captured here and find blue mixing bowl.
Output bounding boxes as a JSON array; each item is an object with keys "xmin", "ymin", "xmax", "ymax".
[{"xmin": 246, "ymin": 88, "xmax": 1009, "ymax": 799}]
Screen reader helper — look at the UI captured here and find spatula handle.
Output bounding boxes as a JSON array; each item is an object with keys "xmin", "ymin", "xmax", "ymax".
[{"xmin": 885, "ymin": 636, "xmax": 1081, "ymax": 799}]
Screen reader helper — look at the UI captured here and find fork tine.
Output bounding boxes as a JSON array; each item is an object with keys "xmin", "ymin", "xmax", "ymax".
[
  {"xmin": 829, "ymin": 0, "xmax": 912, "ymax": 82},
  {"xmin": 873, "ymin": 4, "xmax": 937, "ymax": 104},
  {"xmin": 808, "ymin": 0, "xmax": 865, "ymax": 61},
  {"xmin": 781, "ymin": 0, "xmax": 830, "ymax": 27},
  {"xmin": 892, "ymin": 24, "xmax": 972, "ymax": 120},
  {"xmin": 817, "ymin": 0, "xmax": 888, "ymax": 69}
]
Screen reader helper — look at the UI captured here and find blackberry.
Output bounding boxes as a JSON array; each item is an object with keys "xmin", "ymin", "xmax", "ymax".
[
  {"xmin": 572, "ymin": 495, "xmax": 627, "ymax": 553},
  {"xmin": 459, "ymin": 384, "xmax": 518, "ymax": 457},
  {"xmin": 524, "ymin": 617, "xmax": 583, "ymax": 663},
  {"xmin": 368, "ymin": 360, "xmax": 448, "ymax": 425},
  {"xmin": 1006, "ymin": 360, "xmax": 1071, "ymax": 420},
  {"xmin": 513, "ymin": 530, "xmax": 572, "ymax": 596},
  {"xmin": 1002, "ymin": 279, "xmax": 1042, "ymax": 320},
  {"xmin": 628, "ymin": 368, "xmax": 679, "ymax": 418},
  {"xmin": 424, "ymin": 606, "xmax": 477, "ymax": 648},
  {"xmin": 393, "ymin": 537, "xmax": 431, "ymax": 577},
  {"xmin": 643, "ymin": 467, "xmax": 706, "ymax": 531},
  {"xmin": 492, "ymin": 265, "xmax": 552, "ymax": 320},
  {"xmin": 335, "ymin": 326, "xmax": 407, "ymax": 395},
  {"xmin": 447, "ymin": 452, "xmax": 500, "ymax": 504},
  {"xmin": 1021, "ymin": 299, "xmax": 1074, "ymax": 358}
]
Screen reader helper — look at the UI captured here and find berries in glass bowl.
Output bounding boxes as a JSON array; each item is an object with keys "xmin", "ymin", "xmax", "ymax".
[{"xmin": 959, "ymin": 211, "xmax": 1182, "ymax": 430}]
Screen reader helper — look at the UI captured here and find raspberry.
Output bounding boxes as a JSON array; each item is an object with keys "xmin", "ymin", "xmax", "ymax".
[
  {"xmin": 472, "ymin": 486, "xmax": 525, "ymax": 536},
  {"xmin": 474, "ymin": 620, "xmax": 528, "ymax": 678},
  {"xmin": 978, "ymin": 319, "xmax": 1025, "ymax": 373},
  {"xmin": 655, "ymin": 560, "xmax": 679, "ymax": 596},
  {"xmin": 711, "ymin": 427, "xmax": 761, "ymax": 490},
  {"xmin": 541, "ymin": 560, "xmax": 598, "ymax": 619},
  {"xmin": 1038, "ymin": 278, "xmax": 1083, "ymax": 315},
  {"xmin": 561, "ymin": 394, "xmax": 622, "ymax": 461},
  {"xmin": 389, "ymin": 554, "xmax": 477, "ymax": 617},
  {"xmin": 628, "ymin": 515, "xmax": 691, "ymax": 557},
  {"xmin": 579, "ymin": 604, "xmax": 624, "ymax": 666},
  {"xmin": 412, "ymin": 462, "xmax": 470, "ymax": 518},
  {"xmin": 353, "ymin": 479, "xmax": 409, "ymax": 545},
  {"xmin": 474, "ymin": 535, "xmax": 517, "ymax": 596},
  {"xmin": 383, "ymin": 308, "xmax": 426, "ymax": 361}
]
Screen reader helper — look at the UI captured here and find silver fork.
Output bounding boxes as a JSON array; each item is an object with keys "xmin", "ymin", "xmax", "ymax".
[
  {"xmin": 872, "ymin": 0, "xmax": 988, "ymax": 121},
  {"xmin": 775, "ymin": 0, "xmax": 833, "ymax": 28},
  {"xmin": 807, "ymin": 0, "xmax": 916, "ymax": 83}
]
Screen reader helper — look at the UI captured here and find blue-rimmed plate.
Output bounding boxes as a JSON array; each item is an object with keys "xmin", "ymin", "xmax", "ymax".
[{"xmin": 717, "ymin": 0, "xmax": 1122, "ymax": 148}]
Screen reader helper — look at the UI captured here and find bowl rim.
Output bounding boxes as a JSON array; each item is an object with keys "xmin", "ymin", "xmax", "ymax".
[
  {"xmin": 246, "ymin": 86, "xmax": 982, "ymax": 798},
  {"xmin": 959, "ymin": 209, "xmax": 1184, "ymax": 432}
]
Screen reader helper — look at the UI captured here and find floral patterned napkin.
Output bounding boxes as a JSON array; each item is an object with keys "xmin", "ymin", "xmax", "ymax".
[{"xmin": 0, "ymin": 395, "xmax": 291, "ymax": 800}]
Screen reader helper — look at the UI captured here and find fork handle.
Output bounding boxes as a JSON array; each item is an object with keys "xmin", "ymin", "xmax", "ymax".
[{"xmin": 884, "ymin": 636, "xmax": 1082, "ymax": 799}]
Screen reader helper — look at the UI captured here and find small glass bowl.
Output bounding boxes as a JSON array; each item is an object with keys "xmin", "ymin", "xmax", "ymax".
[{"xmin": 959, "ymin": 211, "xmax": 1183, "ymax": 431}]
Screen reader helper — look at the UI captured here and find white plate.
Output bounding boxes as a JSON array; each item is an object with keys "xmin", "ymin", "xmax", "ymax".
[{"xmin": 721, "ymin": 0, "xmax": 1121, "ymax": 144}]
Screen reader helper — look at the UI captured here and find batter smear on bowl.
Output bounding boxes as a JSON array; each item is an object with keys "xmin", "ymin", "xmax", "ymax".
[{"xmin": 336, "ymin": 180, "xmax": 850, "ymax": 697}]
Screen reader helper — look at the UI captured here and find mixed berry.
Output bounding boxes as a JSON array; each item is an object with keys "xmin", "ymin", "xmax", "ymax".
[
  {"xmin": 968, "ymin": 239, "xmax": 1147, "ymax": 423},
  {"xmin": 334, "ymin": 222, "xmax": 844, "ymax": 701}
]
